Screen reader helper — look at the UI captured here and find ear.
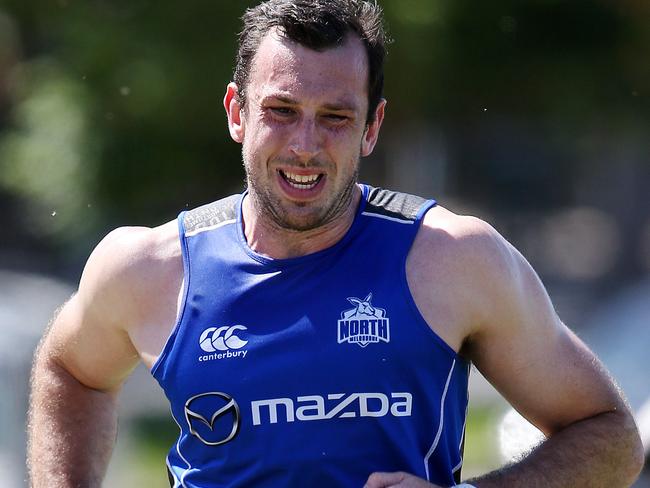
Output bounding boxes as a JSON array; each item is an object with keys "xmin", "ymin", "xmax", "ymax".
[
  {"xmin": 224, "ymin": 82, "xmax": 245, "ymax": 143},
  {"xmin": 361, "ymin": 98, "xmax": 386, "ymax": 157},
  {"xmin": 348, "ymin": 298, "xmax": 362, "ymax": 306}
]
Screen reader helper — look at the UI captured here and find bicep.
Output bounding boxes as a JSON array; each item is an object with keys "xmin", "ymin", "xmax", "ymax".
[
  {"xmin": 42, "ymin": 292, "xmax": 139, "ymax": 392},
  {"xmin": 38, "ymin": 231, "xmax": 144, "ymax": 392},
  {"xmin": 467, "ymin": 246, "xmax": 622, "ymax": 435}
]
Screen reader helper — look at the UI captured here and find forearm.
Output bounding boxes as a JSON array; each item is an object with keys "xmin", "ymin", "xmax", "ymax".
[
  {"xmin": 468, "ymin": 410, "xmax": 644, "ymax": 488},
  {"xmin": 27, "ymin": 356, "xmax": 119, "ymax": 488}
]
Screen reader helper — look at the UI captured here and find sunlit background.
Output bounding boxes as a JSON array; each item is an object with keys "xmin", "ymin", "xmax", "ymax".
[{"xmin": 0, "ymin": 1, "xmax": 648, "ymax": 486}]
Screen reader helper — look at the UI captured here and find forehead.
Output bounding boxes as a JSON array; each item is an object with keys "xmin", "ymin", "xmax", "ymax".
[{"xmin": 247, "ymin": 29, "xmax": 369, "ymax": 107}]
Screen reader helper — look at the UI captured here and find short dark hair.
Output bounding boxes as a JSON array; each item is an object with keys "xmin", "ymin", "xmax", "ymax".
[{"xmin": 234, "ymin": 0, "xmax": 389, "ymax": 124}]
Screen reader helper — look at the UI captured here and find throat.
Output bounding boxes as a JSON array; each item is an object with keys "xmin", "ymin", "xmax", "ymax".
[{"xmin": 241, "ymin": 188, "xmax": 361, "ymax": 259}]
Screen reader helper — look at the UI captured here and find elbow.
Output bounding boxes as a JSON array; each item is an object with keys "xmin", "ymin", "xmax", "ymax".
[
  {"xmin": 628, "ymin": 439, "xmax": 645, "ymax": 485},
  {"xmin": 632, "ymin": 436, "xmax": 646, "ymax": 483},
  {"xmin": 623, "ymin": 412, "xmax": 646, "ymax": 484},
  {"xmin": 590, "ymin": 407, "xmax": 646, "ymax": 484}
]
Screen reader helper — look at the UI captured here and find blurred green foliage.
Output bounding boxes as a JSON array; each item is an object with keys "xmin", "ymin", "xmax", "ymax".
[
  {"xmin": 0, "ymin": 60, "xmax": 99, "ymax": 239},
  {"xmin": 0, "ymin": 0, "xmax": 648, "ymax": 261}
]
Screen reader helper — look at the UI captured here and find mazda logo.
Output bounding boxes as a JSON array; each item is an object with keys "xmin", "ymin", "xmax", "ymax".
[{"xmin": 184, "ymin": 392, "xmax": 241, "ymax": 446}]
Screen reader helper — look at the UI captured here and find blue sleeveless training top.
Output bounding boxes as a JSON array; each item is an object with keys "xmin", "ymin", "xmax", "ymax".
[{"xmin": 151, "ymin": 184, "xmax": 470, "ymax": 487}]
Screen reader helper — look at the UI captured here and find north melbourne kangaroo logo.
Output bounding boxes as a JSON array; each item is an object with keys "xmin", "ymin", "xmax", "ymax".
[{"xmin": 338, "ymin": 293, "xmax": 390, "ymax": 347}]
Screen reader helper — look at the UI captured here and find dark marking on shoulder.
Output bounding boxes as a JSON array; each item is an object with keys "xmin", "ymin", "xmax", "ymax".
[
  {"xmin": 183, "ymin": 194, "xmax": 239, "ymax": 234},
  {"xmin": 365, "ymin": 187, "xmax": 430, "ymax": 222}
]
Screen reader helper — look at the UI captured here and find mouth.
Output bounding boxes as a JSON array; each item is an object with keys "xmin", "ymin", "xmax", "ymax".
[{"xmin": 278, "ymin": 169, "xmax": 324, "ymax": 191}]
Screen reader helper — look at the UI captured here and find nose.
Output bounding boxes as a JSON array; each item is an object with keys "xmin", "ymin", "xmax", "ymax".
[{"xmin": 288, "ymin": 118, "xmax": 321, "ymax": 163}]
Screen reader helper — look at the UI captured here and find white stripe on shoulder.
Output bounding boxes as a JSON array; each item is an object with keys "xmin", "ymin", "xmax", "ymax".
[
  {"xmin": 424, "ymin": 359, "xmax": 456, "ymax": 481},
  {"xmin": 185, "ymin": 218, "xmax": 236, "ymax": 237},
  {"xmin": 361, "ymin": 211, "xmax": 414, "ymax": 224}
]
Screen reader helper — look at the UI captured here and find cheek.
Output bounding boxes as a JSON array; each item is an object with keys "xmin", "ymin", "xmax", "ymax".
[
  {"xmin": 242, "ymin": 125, "xmax": 271, "ymax": 158},
  {"xmin": 331, "ymin": 131, "xmax": 364, "ymax": 159},
  {"xmin": 245, "ymin": 121, "xmax": 288, "ymax": 155}
]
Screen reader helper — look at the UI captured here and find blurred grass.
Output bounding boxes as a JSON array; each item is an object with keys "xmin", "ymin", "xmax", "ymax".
[
  {"xmin": 462, "ymin": 405, "xmax": 504, "ymax": 480},
  {"xmin": 125, "ymin": 416, "xmax": 178, "ymax": 487}
]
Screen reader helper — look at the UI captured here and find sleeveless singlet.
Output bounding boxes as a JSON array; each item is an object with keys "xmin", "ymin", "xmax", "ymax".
[{"xmin": 151, "ymin": 184, "xmax": 470, "ymax": 488}]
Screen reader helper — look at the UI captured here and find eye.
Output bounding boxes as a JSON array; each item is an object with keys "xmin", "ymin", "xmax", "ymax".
[
  {"xmin": 270, "ymin": 107, "xmax": 296, "ymax": 116},
  {"xmin": 323, "ymin": 113, "xmax": 349, "ymax": 123}
]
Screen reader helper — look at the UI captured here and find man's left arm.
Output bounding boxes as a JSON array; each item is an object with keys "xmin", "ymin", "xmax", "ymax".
[
  {"xmin": 462, "ymin": 223, "xmax": 643, "ymax": 487},
  {"xmin": 366, "ymin": 219, "xmax": 644, "ymax": 488}
]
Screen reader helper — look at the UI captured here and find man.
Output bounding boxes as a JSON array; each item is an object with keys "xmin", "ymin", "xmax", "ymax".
[{"xmin": 28, "ymin": 0, "xmax": 644, "ymax": 487}]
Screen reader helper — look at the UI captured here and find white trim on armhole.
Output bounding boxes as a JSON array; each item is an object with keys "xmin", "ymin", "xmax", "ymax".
[
  {"xmin": 175, "ymin": 277, "xmax": 185, "ymax": 324},
  {"xmin": 424, "ymin": 359, "xmax": 457, "ymax": 481}
]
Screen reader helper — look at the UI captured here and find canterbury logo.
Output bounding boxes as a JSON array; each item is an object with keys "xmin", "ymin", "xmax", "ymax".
[{"xmin": 199, "ymin": 325, "xmax": 248, "ymax": 353}]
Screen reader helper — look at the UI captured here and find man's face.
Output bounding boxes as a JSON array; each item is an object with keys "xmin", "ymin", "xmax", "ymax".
[{"xmin": 225, "ymin": 30, "xmax": 384, "ymax": 231}]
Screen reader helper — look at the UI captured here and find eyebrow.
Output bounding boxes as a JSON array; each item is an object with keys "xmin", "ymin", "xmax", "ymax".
[
  {"xmin": 322, "ymin": 101, "xmax": 358, "ymax": 112},
  {"xmin": 262, "ymin": 94, "xmax": 297, "ymax": 105}
]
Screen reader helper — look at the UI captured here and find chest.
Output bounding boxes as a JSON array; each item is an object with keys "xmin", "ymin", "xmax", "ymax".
[{"xmin": 159, "ymin": 243, "xmax": 461, "ymax": 389}]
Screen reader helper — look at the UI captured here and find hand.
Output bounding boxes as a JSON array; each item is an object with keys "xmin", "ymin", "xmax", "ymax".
[{"xmin": 364, "ymin": 471, "xmax": 443, "ymax": 488}]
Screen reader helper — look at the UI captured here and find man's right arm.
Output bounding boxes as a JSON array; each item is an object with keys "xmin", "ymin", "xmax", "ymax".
[{"xmin": 27, "ymin": 228, "xmax": 150, "ymax": 487}]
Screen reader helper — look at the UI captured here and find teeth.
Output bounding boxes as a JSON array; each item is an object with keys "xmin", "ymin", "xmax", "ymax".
[
  {"xmin": 284, "ymin": 172, "xmax": 319, "ymax": 183},
  {"xmin": 281, "ymin": 171, "xmax": 322, "ymax": 190}
]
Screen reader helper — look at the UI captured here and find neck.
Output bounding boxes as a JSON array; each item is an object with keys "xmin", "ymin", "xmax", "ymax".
[{"xmin": 242, "ymin": 186, "xmax": 362, "ymax": 259}]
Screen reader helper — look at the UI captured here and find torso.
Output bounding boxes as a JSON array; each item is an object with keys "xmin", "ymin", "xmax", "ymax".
[{"xmin": 141, "ymin": 186, "xmax": 472, "ymax": 487}]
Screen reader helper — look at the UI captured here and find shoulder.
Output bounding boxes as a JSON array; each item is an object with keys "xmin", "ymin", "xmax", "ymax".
[
  {"xmin": 413, "ymin": 205, "xmax": 519, "ymax": 280},
  {"xmin": 182, "ymin": 194, "xmax": 240, "ymax": 233},
  {"xmin": 364, "ymin": 186, "xmax": 429, "ymax": 222},
  {"xmin": 39, "ymin": 220, "xmax": 182, "ymax": 390},
  {"xmin": 408, "ymin": 205, "xmax": 532, "ymax": 340},
  {"xmin": 85, "ymin": 220, "xmax": 180, "ymax": 286},
  {"xmin": 78, "ymin": 220, "xmax": 182, "ymax": 329}
]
